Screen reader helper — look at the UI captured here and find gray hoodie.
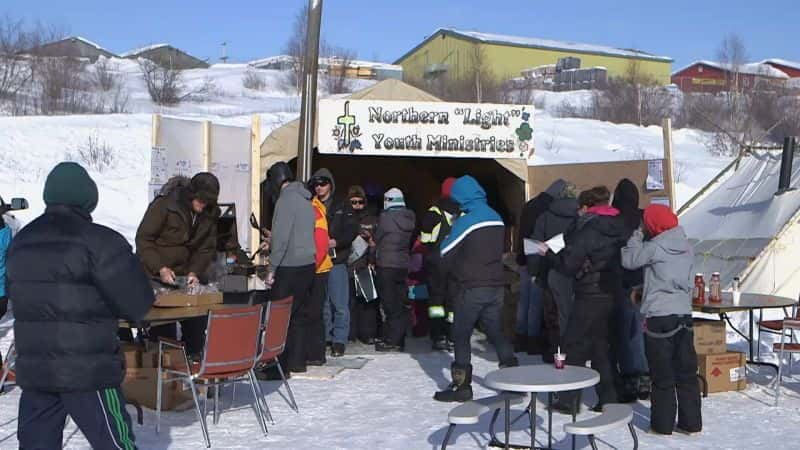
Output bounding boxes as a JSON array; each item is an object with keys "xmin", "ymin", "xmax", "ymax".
[
  {"xmin": 621, "ymin": 226, "xmax": 694, "ymax": 318},
  {"xmin": 269, "ymin": 181, "xmax": 316, "ymax": 273}
]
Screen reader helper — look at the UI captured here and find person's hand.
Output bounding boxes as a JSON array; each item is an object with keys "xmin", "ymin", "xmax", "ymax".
[
  {"xmin": 187, "ymin": 273, "xmax": 200, "ymax": 286},
  {"xmin": 329, "ymin": 239, "xmax": 337, "ymax": 248},
  {"xmin": 630, "ymin": 287, "xmax": 643, "ymax": 306},
  {"xmin": 536, "ymin": 242, "xmax": 549, "ymax": 255},
  {"xmin": 259, "ymin": 240, "xmax": 270, "ymax": 253},
  {"xmin": 260, "ymin": 227, "xmax": 271, "ymax": 239},
  {"xmin": 368, "ymin": 237, "xmax": 376, "ymax": 248},
  {"xmin": 159, "ymin": 267, "xmax": 176, "ymax": 285},
  {"xmin": 265, "ymin": 271, "xmax": 275, "ymax": 288}
]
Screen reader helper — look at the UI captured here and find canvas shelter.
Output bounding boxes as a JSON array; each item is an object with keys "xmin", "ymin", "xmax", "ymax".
[
  {"xmin": 680, "ymin": 151, "xmax": 800, "ymax": 299},
  {"xmin": 259, "ymin": 79, "xmax": 529, "ymax": 232}
]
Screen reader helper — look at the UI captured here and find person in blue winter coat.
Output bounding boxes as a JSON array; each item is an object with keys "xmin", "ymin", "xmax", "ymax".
[
  {"xmin": 434, "ymin": 176, "xmax": 518, "ymax": 403},
  {"xmin": 0, "ymin": 198, "xmax": 13, "ymax": 380}
]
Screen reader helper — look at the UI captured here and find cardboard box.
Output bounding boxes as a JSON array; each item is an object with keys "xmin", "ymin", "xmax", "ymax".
[
  {"xmin": 694, "ymin": 319, "xmax": 727, "ymax": 355},
  {"xmin": 140, "ymin": 348, "xmax": 187, "ymax": 369},
  {"xmin": 155, "ymin": 292, "xmax": 223, "ymax": 308},
  {"xmin": 698, "ymin": 352, "xmax": 747, "ymax": 394},
  {"xmin": 123, "ymin": 368, "xmax": 194, "ymax": 411},
  {"xmin": 121, "ymin": 343, "xmax": 143, "ymax": 369}
]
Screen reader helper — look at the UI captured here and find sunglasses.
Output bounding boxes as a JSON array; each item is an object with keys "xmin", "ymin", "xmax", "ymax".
[
  {"xmin": 311, "ymin": 180, "xmax": 331, "ymax": 188},
  {"xmin": 350, "ymin": 199, "xmax": 365, "ymax": 205}
]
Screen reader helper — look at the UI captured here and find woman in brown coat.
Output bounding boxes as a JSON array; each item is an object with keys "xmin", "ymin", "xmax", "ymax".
[{"xmin": 135, "ymin": 173, "xmax": 220, "ymax": 356}]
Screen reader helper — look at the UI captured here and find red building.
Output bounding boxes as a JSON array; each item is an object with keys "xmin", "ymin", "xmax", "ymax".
[
  {"xmin": 671, "ymin": 60, "xmax": 789, "ymax": 93},
  {"xmin": 763, "ymin": 59, "xmax": 800, "ymax": 79}
]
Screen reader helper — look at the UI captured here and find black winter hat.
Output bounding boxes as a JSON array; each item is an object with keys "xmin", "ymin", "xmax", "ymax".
[
  {"xmin": 43, "ymin": 162, "xmax": 99, "ymax": 214},
  {"xmin": 189, "ymin": 172, "xmax": 220, "ymax": 207},
  {"xmin": 267, "ymin": 162, "xmax": 295, "ymax": 193}
]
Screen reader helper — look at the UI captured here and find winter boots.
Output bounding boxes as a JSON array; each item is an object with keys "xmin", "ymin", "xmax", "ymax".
[{"xmin": 434, "ymin": 364, "xmax": 473, "ymax": 403}]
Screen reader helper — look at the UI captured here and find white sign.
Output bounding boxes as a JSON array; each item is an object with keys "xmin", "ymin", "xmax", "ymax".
[
  {"xmin": 647, "ymin": 159, "xmax": 665, "ymax": 190},
  {"xmin": 318, "ymin": 99, "xmax": 534, "ymax": 159},
  {"xmin": 150, "ymin": 147, "xmax": 168, "ymax": 184}
]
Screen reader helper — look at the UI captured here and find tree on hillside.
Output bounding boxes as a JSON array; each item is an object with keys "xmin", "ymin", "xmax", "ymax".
[
  {"xmin": 284, "ymin": 3, "xmax": 311, "ymax": 92},
  {"xmin": 321, "ymin": 43, "xmax": 355, "ymax": 94},
  {"xmin": 680, "ymin": 34, "xmax": 791, "ymax": 155}
]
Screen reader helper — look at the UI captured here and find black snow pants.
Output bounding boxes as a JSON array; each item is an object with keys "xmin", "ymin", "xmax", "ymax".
[
  {"xmin": 645, "ymin": 315, "xmax": 702, "ymax": 435},
  {"xmin": 559, "ymin": 296, "xmax": 619, "ymax": 409}
]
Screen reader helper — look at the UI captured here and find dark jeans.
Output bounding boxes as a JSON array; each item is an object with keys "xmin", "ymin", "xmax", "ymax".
[
  {"xmin": 378, "ymin": 267, "xmax": 409, "ymax": 347},
  {"xmin": 453, "ymin": 286, "xmax": 516, "ymax": 367},
  {"xmin": 18, "ymin": 387, "xmax": 136, "ymax": 450},
  {"xmin": 269, "ymin": 264, "xmax": 316, "ymax": 372},
  {"xmin": 612, "ymin": 292, "xmax": 649, "ymax": 376},
  {"xmin": 428, "ymin": 266, "xmax": 456, "ymax": 342},
  {"xmin": 349, "ymin": 275, "xmax": 379, "ymax": 342},
  {"xmin": 324, "ymin": 264, "xmax": 351, "ymax": 344},
  {"xmin": 148, "ymin": 318, "xmax": 207, "ymax": 355},
  {"xmin": 645, "ymin": 315, "xmax": 702, "ymax": 434},
  {"xmin": 560, "ymin": 296, "xmax": 619, "ymax": 407},
  {"xmin": 306, "ymin": 272, "xmax": 329, "ymax": 362}
]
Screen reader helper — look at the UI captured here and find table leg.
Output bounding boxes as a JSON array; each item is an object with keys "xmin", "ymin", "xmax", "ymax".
[
  {"xmin": 571, "ymin": 410, "xmax": 576, "ymax": 450},
  {"xmin": 547, "ymin": 392, "xmax": 553, "ymax": 449},
  {"xmin": 505, "ymin": 398, "xmax": 510, "ymax": 450},
  {"xmin": 721, "ymin": 312, "xmax": 779, "ymax": 374},
  {"xmin": 529, "ymin": 394, "xmax": 536, "ymax": 450}
]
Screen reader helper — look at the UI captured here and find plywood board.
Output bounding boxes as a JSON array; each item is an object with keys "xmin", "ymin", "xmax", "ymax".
[{"xmin": 528, "ymin": 159, "xmax": 672, "ymax": 208}]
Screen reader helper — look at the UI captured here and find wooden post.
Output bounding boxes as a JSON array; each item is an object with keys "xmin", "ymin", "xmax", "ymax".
[
  {"xmin": 202, "ymin": 120, "xmax": 211, "ymax": 171},
  {"xmin": 662, "ymin": 118, "xmax": 677, "ymax": 210},
  {"xmin": 151, "ymin": 114, "xmax": 161, "ymax": 148},
  {"xmin": 250, "ymin": 115, "xmax": 262, "ymax": 254}
]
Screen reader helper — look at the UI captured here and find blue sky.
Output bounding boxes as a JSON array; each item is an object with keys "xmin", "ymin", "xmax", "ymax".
[{"xmin": 4, "ymin": 0, "xmax": 799, "ymax": 70}]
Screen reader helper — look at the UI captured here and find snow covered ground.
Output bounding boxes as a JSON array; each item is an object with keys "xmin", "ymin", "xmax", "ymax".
[
  {"xmin": 1, "ymin": 314, "xmax": 799, "ymax": 449},
  {"xmin": 0, "ymin": 64, "xmax": 752, "ymax": 449}
]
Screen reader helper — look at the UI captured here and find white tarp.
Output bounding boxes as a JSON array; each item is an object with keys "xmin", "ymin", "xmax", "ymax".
[
  {"xmin": 317, "ymin": 99, "xmax": 533, "ymax": 159},
  {"xmin": 682, "ymin": 152, "xmax": 800, "ymax": 240},
  {"xmin": 682, "ymin": 151, "xmax": 800, "ymax": 292}
]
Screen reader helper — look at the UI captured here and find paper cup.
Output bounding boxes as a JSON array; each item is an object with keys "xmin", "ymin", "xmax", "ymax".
[{"xmin": 554, "ymin": 353, "xmax": 566, "ymax": 369}]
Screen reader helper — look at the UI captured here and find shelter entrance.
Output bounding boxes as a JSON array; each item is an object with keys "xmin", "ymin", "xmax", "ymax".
[{"xmin": 310, "ymin": 153, "xmax": 526, "ymax": 241}]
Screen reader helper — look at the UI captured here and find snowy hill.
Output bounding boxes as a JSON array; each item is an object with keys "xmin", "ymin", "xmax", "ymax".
[{"xmin": 0, "ymin": 60, "xmax": 731, "ymax": 244}]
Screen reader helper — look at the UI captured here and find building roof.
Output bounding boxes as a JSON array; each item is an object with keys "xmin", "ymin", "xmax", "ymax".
[
  {"xmin": 248, "ymin": 54, "xmax": 401, "ymax": 71},
  {"xmin": 672, "ymin": 60, "xmax": 789, "ymax": 78},
  {"xmin": 32, "ymin": 36, "xmax": 117, "ymax": 57},
  {"xmin": 682, "ymin": 152, "xmax": 800, "ymax": 285},
  {"xmin": 394, "ymin": 28, "xmax": 673, "ymax": 64},
  {"xmin": 120, "ymin": 43, "xmax": 170, "ymax": 58},
  {"xmin": 762, "ymin": 58, "xmax": 800, "ymax": 71}
]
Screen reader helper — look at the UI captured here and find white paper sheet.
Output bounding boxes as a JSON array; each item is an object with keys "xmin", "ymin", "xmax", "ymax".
[
  {"xmin": 545, "ymin": 233, "xmax": 566, "ymax": 254},
  {"xmin": 523, "ymin": 238, "xmax": 543, "ymax": 255}
]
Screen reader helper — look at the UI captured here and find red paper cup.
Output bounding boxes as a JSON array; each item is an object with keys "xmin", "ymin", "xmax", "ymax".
[{"xmin": 554, "ymin": 354, "xmax": 566, "ymax": 369}]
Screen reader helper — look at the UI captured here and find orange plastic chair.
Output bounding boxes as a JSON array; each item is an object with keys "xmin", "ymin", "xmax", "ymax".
[
  {"xmin": 156, "ymin": 304, "xmax": 265, "ymax": 448},
  {"xmin": 255, "ymin": 296, "xmax": 298, "ymax": 417}
]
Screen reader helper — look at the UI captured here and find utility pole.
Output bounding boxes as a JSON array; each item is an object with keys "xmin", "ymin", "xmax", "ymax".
[
  {"xmin": 220, "ymin": 42, "xmax": 228, "ymax": 63},
  {"xmin": 296, "ymin": 0, "xmax": 323, "ymax": 182}
]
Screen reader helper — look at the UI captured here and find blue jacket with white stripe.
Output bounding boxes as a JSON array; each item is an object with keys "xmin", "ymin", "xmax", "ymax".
[{"xmin": 440, "ymin": 176, "xmax": 506, "ymax": 289}]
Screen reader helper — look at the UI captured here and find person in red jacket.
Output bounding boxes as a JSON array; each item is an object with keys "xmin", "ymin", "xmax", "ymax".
[{"xmin": 307, "ymin": 195, "xmax": 333, "ymax": 365}]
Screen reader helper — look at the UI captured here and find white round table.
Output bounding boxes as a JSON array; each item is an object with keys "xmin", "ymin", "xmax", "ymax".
[{"xmin": 485, "ymin": 365, "xmax": 600, "ymax": 450}]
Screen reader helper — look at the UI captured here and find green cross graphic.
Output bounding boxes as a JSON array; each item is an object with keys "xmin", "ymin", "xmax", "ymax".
[{"xmin": 337, "ymin": 101, "xmax": 357, "ymax": 147}]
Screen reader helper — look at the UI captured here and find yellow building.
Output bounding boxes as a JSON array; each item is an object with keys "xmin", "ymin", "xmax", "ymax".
[{"xmin": 395, "ymin": 28, "xmax": 673, "ymax": 86}]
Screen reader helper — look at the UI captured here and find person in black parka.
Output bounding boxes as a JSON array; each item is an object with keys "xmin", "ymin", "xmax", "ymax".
[
  {"xmin": 539, "ymin": 186, "xmax": 631, "ymax": 414},
  {"xmin": 8, "ymin": 162, "xmax": 154, "ymax": 449},
  {"xmin": 610, "ymin": 178, "xmax": 650, "ymax": 402}
]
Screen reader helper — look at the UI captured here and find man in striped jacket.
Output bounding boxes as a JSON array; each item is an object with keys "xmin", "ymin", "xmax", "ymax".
[{"xmin": 434, "ymin": 176, "xmax": 518, "ymax": 403}]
